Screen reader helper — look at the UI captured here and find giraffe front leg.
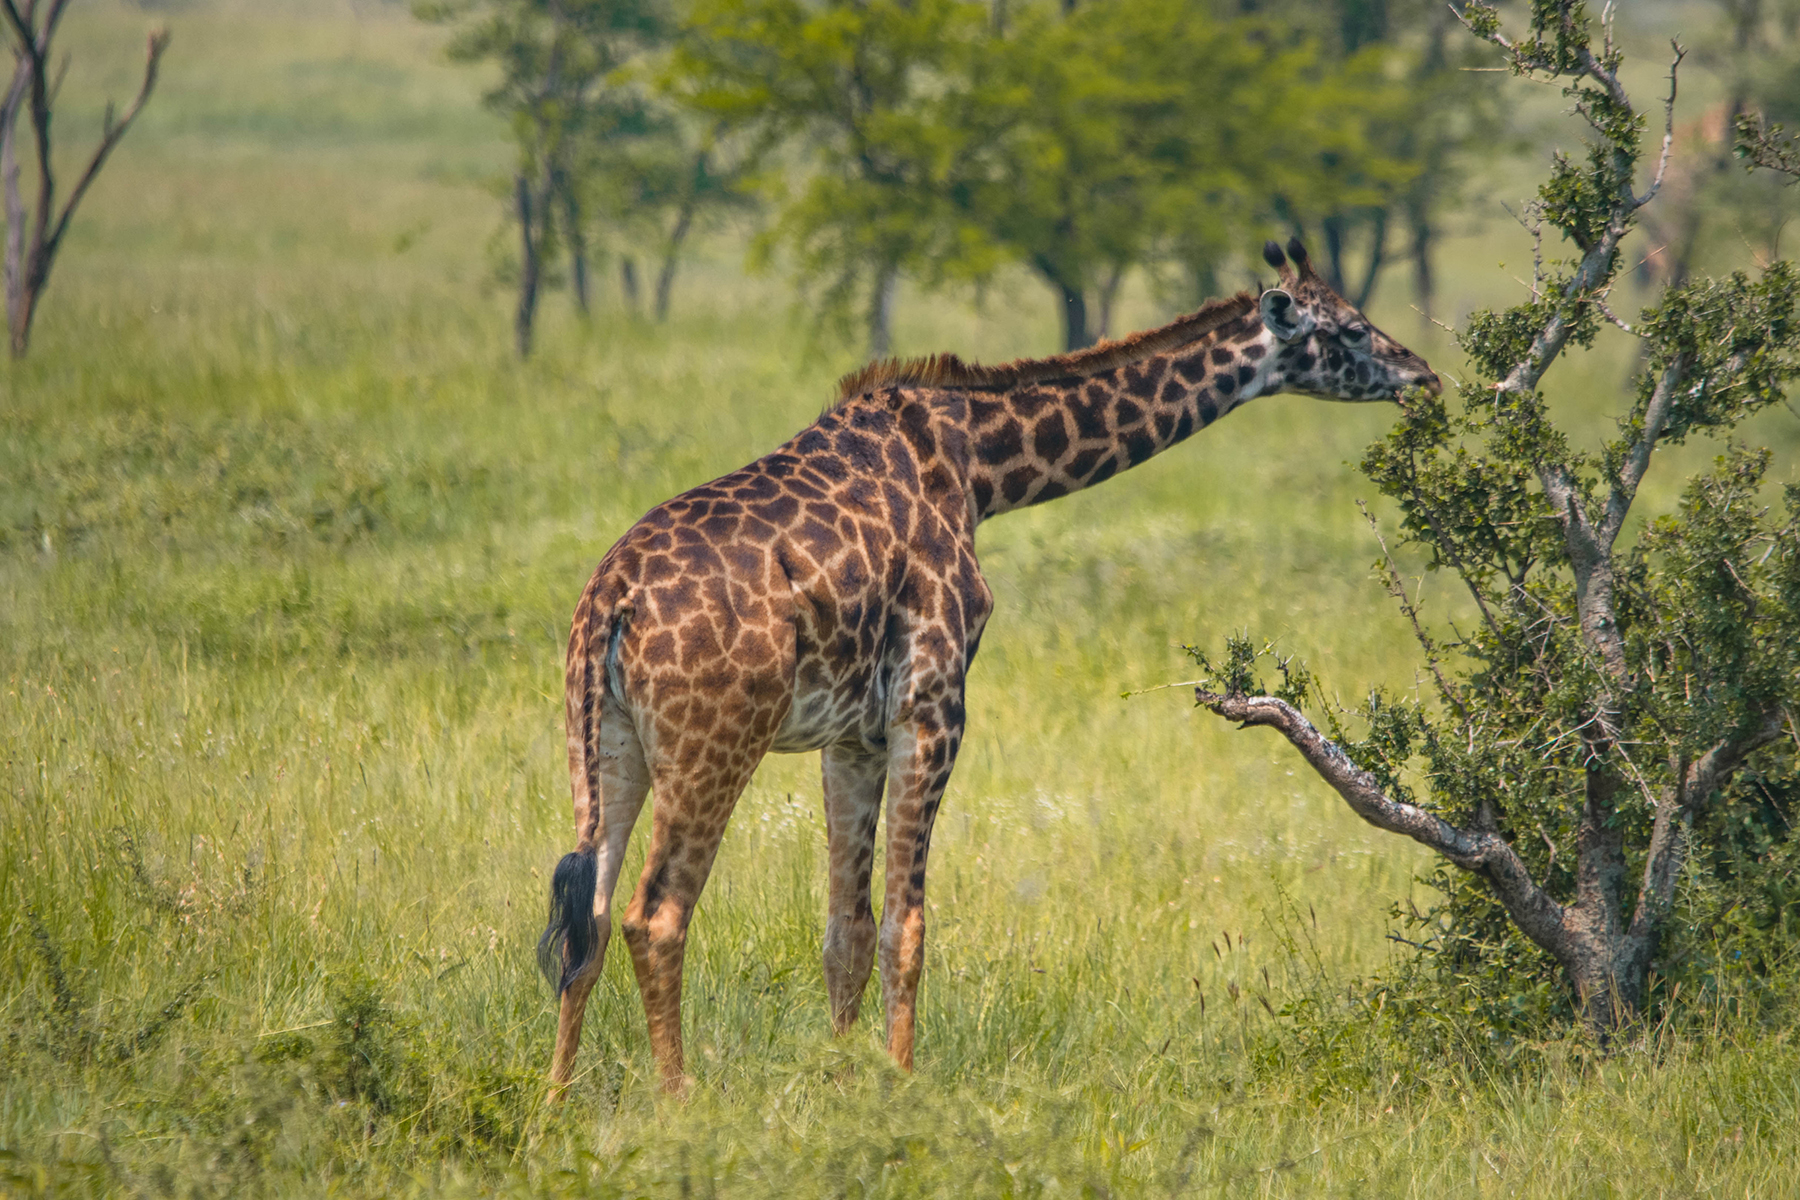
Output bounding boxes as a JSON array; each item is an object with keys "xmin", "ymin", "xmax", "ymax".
[
  {"xmin": 879, "ymin": 706, "xmax": 961, "ymax": 1071},
  {"xmin": 821, "ymin": 741, "xmax": 884, "ymax": 1034}
]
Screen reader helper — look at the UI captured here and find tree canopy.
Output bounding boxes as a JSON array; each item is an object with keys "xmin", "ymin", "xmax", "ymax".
[
  {"xmin": 672, "ymin": 0, "xmax": 992, "ymax": 354},
  {"xmin": 421, "ymin": 0, "xmax": 748, "ymax": 353},
  {"xmin": 672, "ymin": 0, "xmax": 1493, "ymax": 354},
  {"xmin": 431, "ymin": 0, "xmax": 1499, "ymax": 356}
]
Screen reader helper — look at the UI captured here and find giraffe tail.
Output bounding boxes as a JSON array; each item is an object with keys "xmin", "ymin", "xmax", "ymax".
[
  {"xmin": 537, "ymin": 585, "xmax": 624, "ymax": 995},
  {"xmin": 537, "ymin": 847, "xmax": 599, "ymax": 994}
]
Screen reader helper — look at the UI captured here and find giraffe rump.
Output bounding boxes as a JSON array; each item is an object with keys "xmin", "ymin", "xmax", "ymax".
[
  {"xmin": 538, "ymin": 847, "xmax": 600, "ymax": 995},
  {"xmin": 834, "ymin": 290, "xmax": 1258, "ymax": 402}
]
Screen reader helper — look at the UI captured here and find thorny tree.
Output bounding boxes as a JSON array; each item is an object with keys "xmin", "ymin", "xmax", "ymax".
[
  {"xmin": 1194, "ymin": 0, "xmax": 1800, "ymax": 1033},
  {"xmin": 1, "ymin": 1, "xmax": 168, "ymax": 358}
]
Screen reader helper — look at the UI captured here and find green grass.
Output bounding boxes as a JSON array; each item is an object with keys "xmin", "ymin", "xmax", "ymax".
[{"xmin": 3, "ymin": 1, "xmax": 1799, "ymax": 1195}]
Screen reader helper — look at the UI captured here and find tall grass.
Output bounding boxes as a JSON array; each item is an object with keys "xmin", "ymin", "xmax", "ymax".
[{"xmin": 2, "ymin": 1, "xmax": 1797, "ymax": 1194}]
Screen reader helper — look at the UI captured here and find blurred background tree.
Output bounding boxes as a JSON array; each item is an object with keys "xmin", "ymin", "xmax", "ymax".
[
  {"xmin": 672, "ymin": 0, "xmax": 992, "ymax": 357},
  {"xmin": 1244, "ymin": 0, "xmax": 1502, "ymax": 320},
  {"xmin": 417, "ymin": 0, "xmax": 672, "ymax": 356},
  {"xmin": 427, "ymin": 0, "xmax": 1502, "ymax": 356},
  {"xmin": 943, "ymin": 0, "xmax": 1364, "ymax": 350},
  {"xmin": 1642, "ymin": 0, "xmax": 1800, "ymax": 291},
  {"xmin": 581, "ymin": 115, "xmax": 757, "ymax": 321}
]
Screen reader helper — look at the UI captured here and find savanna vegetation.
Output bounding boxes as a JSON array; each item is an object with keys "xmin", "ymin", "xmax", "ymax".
[{"xmin": 3, "ymin": 1, "xmax": 1799, "ymax": 1196}]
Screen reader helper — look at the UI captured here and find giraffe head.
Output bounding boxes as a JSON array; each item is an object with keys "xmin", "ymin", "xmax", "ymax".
[{"xmin": 1256, "ymin": 238, "xmax": 1440, "ymax": 402}]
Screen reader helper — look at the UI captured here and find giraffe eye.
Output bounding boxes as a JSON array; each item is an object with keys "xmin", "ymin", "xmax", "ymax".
[{"xmin": 1340, "ymin": 326, "xmax": 1371, "ymax": 347}]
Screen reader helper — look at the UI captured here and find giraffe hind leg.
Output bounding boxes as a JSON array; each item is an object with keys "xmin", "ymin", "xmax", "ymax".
[
  {"xmin": 821, "ymin": 741, "xmax": 884, "ymax": 1033},
  {"xmin": 879, "ymin": 711, "xmax": 962, "ymax": 1072},
  {"xmin": 621, "ymin": 744, "xmax": 772, "ymax": 1095},
  {"xmin": 547, "ymin": 691, "xmax": 650, "ymax": 1101}
]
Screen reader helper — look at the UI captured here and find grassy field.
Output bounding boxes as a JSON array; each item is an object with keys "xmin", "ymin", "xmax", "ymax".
[{"xmin": 3, "ymin": 1, "xmax": 1799, "ymax": 1195}]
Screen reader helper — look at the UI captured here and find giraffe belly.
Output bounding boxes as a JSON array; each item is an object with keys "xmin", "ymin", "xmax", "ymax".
[
  {"xmin": 769, "ymin": 685, "xmax": 863, "ymax": 753},
  {"xmin": 769, "ymin": 665, "xmax": 882, "ymax": 754}
]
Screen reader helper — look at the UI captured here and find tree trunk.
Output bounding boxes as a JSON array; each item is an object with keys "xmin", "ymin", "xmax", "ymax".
[
  {"xmin": 619, "ymin": 256, "xmax": 640, "ymax": 312},
  {"xmin": 1189, "ymin": 258, "xmax": 1220, "ymax": 307},
  {"xmin": 1563, "ymin": 762, "xmax": 1638, "ymax": 1035},
  {"xmin": 1093, "ymin": 263, "xmax": 1125, "ymax": 341},
  {"xmin": 867, "ymin": 263, "xmax": 897, "ymax": 359},
  {"xmin": 1350, "ymin": 208, "xmax": 1388, "ymax": 310},
  {"xmin": 655, "ymin": 195, "xmax": 697, "ymax": 323},
  {"xmin": 559, "ymin": 178, "xmax": 589, "ymax": 317},
  {"xmin": 514, "ymin": 172, "xmax": 542, "ymax": 359},
  {"xmin": 1558, "ymin": 931, "xmax": 1646, "ymax": 1039},
  {"xmin": 1406, "ymin": 194, "xmax": 1435, "ymax": 324},
  {"xmin": 3, "ymin": 59, "xmax": 29, "ymax": 359},
  {"xmin": 1321, "ymin": 212, "xmax": 1349, "ymax": 295},
  {"xmin": 1053, "ymin": 280, "xmax": 1090, "ymax": 351}
]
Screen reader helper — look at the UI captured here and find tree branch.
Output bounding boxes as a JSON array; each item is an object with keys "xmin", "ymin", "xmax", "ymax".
[
  {"xmin": 40, "ymin": 28, "xmax": 168, "ymax": 268},
  {"xmin": 1685, "ymin": 711, "xmax": 1785, "ymax": 815},
  {"xmin": 1600, "ymin": 352, "xmax": 1691, "ymax": 546},
  {"xmin": 0, "ymin": 0, "xmax": 35, "ymax": 57},
  {"xmin": 1634, "ymin": 42, "xmax": 1685, "ymax": 210},
  {"xmin": 1629, "ymin": 708, "xmax": 1785, "ymax": 943},
  {"xmin": 1458, "ymin": 9, "xmax": 1685, "ymax": 693},
  {"xmin": 1194, "ymin": 689, "xmax": 1572, "ymax": 962},
  {"xmin": 1359, "ymin": 500, "xmax": 1467, "ymax": 722}
]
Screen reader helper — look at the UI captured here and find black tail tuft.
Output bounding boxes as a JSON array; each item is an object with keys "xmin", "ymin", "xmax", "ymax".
[{"xmin": 537, "ymin": 848, "xmax": 599, "ymax": 995}]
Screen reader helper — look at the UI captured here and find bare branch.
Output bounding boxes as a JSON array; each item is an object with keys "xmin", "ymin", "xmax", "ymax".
[
  {"xmin": 0, "ymin": 1, "xmax": 35, "ymax": 59},
  {"xmin": 1635, "ymin": 41, "xmax": 1685, "ymax": 209},
  {"xmin": 41, "ymin": 27, "xmax": 169, "ymax": 263},
  {"xmin": 1194, "ymin": 689, "xmax": 1572, "ymax": 962},
  {"xmin": 1592, "ymin": 290, "xmax": 1636, "ymax": 336},
  {"xmin": 1359, "ymin": 500, "xmax": 1466, "ymax": 721},
  {"xmin": 43, "ymin": 0, "xmax": 75, "ymax": 48},
  {"xmin": 2, "ymin": 10, "xmax": 168, "ymax": 356}
]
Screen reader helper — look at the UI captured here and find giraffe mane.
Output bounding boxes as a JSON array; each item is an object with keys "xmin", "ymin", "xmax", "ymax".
[{"xmin": 834, "ymin": 290, "xmax": 1260, "ymax": 403}]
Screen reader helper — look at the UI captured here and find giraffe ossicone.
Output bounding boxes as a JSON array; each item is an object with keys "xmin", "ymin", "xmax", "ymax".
[{"xmin": 540, "ymin": 238, "xmax": 1441, "ymax": 1099}]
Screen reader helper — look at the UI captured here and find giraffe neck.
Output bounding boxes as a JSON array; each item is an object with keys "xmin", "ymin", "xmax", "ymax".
[{"xmin": 964, "ymin": 313, "xmax": 1278, "ymax": 519}]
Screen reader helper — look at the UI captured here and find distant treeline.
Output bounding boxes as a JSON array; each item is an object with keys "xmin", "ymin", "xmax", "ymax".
[{"xmin": 420, "ymin": 0, "xmax": 1502, "ymax": 357}]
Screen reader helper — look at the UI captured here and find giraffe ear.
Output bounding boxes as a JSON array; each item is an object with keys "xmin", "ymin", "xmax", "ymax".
[{"xmin": 1259, "ymin": 289, "xmax": 1313, "ymax": 342}]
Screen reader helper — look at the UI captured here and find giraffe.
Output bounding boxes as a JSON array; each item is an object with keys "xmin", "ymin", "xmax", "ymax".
[{"xmin": 540, "ymin": 238, "xmax": 1440, "ymax": 1097}]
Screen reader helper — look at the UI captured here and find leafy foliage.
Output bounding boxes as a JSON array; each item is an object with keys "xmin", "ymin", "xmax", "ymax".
[
  {"xmin": 672, "ymin": 0, "xmax": 993, "ymax": 351},
  {"xmin": 673, "ymin": 0, "xmax": 1492, "ymax": 351},
  {"xmin": 420, "ymin": 0, "xmax": 750, "ymax": 345},
  {"xmin": 1192, "ymin": 1, "xmax": 1800, "ymax": 1034}
]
